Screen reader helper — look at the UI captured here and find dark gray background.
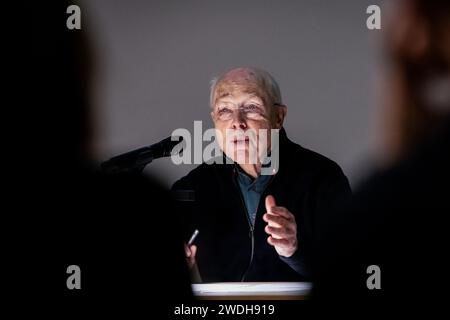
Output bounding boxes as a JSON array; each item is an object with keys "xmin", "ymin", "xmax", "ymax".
[{"xmin": 85, "ymin": 0, "xmax": 384, "ymax": 188}]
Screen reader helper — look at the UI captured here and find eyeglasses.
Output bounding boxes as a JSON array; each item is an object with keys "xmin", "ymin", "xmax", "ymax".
[{"xmin": 213, "ymin": 104, "xmax": 269, "ymax": 121}]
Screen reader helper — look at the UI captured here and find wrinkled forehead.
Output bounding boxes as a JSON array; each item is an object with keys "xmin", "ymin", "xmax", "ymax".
[{"xmin": 214, "ymin": 78, "xmax": 268, "ymax": 106}]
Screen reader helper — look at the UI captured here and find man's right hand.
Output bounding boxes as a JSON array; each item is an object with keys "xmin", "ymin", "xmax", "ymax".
[{"xmin": 184, "ymin": 244, "xmax": 197, "ymax": 269}]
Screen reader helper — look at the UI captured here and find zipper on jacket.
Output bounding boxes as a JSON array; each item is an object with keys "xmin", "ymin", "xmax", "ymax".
[
  {"xmin": 242, "ymin": 224, "xmax": 255, "ymax": 282},
  {"xmin": 231, "ymin": 171, "xmax": 254, "ymax": 281},
  {"xmin": 232, "ymin": 167, "xmax": 275, "ymax": 281}
]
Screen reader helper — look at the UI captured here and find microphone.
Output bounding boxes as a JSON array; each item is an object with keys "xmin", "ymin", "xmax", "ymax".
[{"xmin": 101, "ymin": 136, "xmax": 183, "ymax": 174}]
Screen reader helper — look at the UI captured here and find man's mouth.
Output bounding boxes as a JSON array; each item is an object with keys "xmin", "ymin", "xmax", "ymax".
[{"xmin": 233, "ymin": 137, "xmax": 250, "ymax": 144}]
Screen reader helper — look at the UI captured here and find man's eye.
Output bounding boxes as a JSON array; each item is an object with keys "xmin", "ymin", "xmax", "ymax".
[
  {"xmin": 218, "ymin": 108, "xmax": 232, "ymax": 114},
  {"xmin": 244, "ymin": 104, "xmax": 261, "ymax": 112}
]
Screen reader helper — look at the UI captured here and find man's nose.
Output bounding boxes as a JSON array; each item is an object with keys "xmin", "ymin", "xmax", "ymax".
[{"xmin": 231, "ymin": 111, "xmax": 247, "ymax": 130}]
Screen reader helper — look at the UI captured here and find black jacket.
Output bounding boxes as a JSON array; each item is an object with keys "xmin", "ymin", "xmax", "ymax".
[{"xmin": 172, "ymin": 128, "xmax": 351, "ymax": 282}]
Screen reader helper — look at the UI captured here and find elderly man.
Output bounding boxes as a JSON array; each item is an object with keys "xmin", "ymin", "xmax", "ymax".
[{"xmin": 172, "ymin": 67, "xmax": 351, "ymax": 282}]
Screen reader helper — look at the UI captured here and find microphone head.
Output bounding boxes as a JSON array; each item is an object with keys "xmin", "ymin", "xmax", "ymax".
[{"xmin": 158, "ymin": 136, "xmax": 184, "ymax": 157}]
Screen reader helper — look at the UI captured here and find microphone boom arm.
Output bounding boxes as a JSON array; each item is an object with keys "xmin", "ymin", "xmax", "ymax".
[{"xmin": 101, "ymin": 136, "xmax": 183, "ymax": 174}]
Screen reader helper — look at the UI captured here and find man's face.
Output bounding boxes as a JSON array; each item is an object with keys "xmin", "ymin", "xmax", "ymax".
[{"xmin": 211, "ymin": 88, "xmax": 275, "ymax": 165}]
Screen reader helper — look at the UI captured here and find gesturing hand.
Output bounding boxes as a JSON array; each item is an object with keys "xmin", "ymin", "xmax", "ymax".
[{"xmin": 263, "ymin": 195, "xmax": 298, "ymax": 257}]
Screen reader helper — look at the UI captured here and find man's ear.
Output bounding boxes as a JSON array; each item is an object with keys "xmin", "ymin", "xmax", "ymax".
[{"xmin": 274, "ymin": 105, "xmax": 287, "ymax": 129}]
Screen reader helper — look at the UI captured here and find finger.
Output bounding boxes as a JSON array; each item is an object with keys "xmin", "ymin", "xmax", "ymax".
[
  {"xmin": 265, "ymin": 225, "xmax": 294, "ymax": 238},
  {"xmin": 264, "ymin": 225, "xmax": 283, "ymax": 239},
  {"xmin": 267, "ymin": 236, "xmax": 290, "ymax": 248},
  {"xmin": 263, "ymin": 213, "xmax": 283, "ymax": 227},
  {"xmin": 263, "ymin": 213, "xmax": 288, "ymax": 228},
  {"xmin": 190, "ymin": 245, "xmax": 197, "ymax": 259},
  {"xmin": 270, "ymin": 206, "xmax": 294, "ymax": 220},
  {"xmin": 265, "ymin": 195, "xmax": 276, "ymax": 214},
  {"xmin": 184, "ymin": 243, "xmax": 191, "ymax": 257}
]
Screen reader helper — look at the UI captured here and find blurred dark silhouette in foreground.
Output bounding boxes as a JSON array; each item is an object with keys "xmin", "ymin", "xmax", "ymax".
[
  {"xmin": 30, "ymin": 1, "xmax": 192, "ymax": 316},
  {"xmin": 314, "ymin": 0, "xmax": 450, "ymax": 315}
]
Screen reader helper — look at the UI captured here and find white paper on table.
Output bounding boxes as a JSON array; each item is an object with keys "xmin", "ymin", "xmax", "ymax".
[{"xmin": 192, "ymin": 282, "xmax": 312, "ymax": 296}]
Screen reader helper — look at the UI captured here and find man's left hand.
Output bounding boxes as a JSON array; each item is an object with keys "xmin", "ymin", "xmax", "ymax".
[{"xmin": 263, "ymin": 195, "xmax": 298, "ymax": 257}]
